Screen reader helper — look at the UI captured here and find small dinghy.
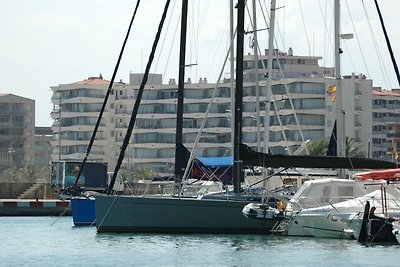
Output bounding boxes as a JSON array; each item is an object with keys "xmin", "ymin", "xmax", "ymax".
[{"xmin": 242, "ymin": 202, "xmax": 284, "ymax": 220}]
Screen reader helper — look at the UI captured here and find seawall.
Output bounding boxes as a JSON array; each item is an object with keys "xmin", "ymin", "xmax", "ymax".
[{"xmin": 0, "ymin": 199, "xmax": 71, "ymax": 216}]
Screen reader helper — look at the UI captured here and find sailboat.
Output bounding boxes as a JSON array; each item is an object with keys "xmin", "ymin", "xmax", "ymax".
[
  {"xmin": 94, "ymin": 0, "xmax": 286, "ymax": 234},
  {"xmin": 94, "ymin": 0, "xmax": 398, "ymax": 234}
]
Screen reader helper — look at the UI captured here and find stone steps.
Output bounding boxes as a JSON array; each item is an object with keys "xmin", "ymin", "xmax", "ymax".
[{"xmin": 17, "ymin": 178, "xmax": 47, "ymax": 199}]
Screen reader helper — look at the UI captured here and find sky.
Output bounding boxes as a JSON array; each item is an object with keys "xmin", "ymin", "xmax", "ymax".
[{"xmin": 1, "ymin": 0, "xmax": 399, "ymax": 127}]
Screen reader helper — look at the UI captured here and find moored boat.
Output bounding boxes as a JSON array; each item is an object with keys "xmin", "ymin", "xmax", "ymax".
[
  {"xmin": 242, "ymin": 202, "xmax": 285, "ymax": 221},
  {"xmin": 277, "ymin": 178, "xmax": 400, "ymax": 239},
  {"xmin": 357, "ymin": 200, "xmax": 400, "ymax": 244},
  {"xmin": 71, "ymin": 197, "xmax": 95, "ymax": 226},
  {"xmin": 95, "ymin": 0, "xmax": 398, "ymax": 235},
  {"xmin": 96, "ymin": 195, "xmax": 280, "ymax": 234},
  {"xmin": 95, "ymin": 0, "xmax": 288, "ymax": 234}
]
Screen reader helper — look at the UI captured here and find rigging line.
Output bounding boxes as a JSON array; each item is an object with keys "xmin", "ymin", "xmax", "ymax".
[
  {"xmin": 206, "ymin": 29, "xmax": 227, "ymax": 81},
  {"xmin": 135, "ymin": 0, "xmax": 177, "ymax": 158},
  {"xmin": 192, "ymin": 1, "xmax": 198, "ymax": 80},
  {"xmin": 108, "ymin": 0, "xmax": 171, "ymax": 195},
  {"xmin": 255, "ymin": 3, "xmax": 286, "ymax": 153},
  {"xmin": 344, "ymin": 0, "xmax": 370, "ymax": 78},
  {"xmin": 180, "ymin": 28, "xmax": 238, "ymax": 191},
  {"xmin": 361, "ymin": 0, "xmax": 391, "ymax": 90},
  {"xmin": 73, "ymin": 0, "xmax": 141, "ymax": 188},
  {"xmin": 188, "ymin": 1, "xmax": 197, "ymax": 79},
  {"xmin": 298, "ymin": 0, "xmax": 311, "ymax": 56},
  {"xmin": 343, "ymin": 41, "xmax": 356, "ymax": 73},
  {"xmin": 187, "ymin": 0, "xmax": 211, "ymax": 81},
  {"xmin": 131, "ymin": 1, "xmax": 178, "ymax": 171},
  {"xmin": 317, "ymin": 0, "xmax": 333, "ymax": 70},
  {"xmin": 373, "ymin": 0, "xmax": 400, "ymax": 88},
  {"xmin": 161, "ymin": 8, "xmax": 180, "ymax": 83},
  {"xmin": 153, "ymin": 0, "xmax": 178, "ymax": 84},
  {"xmin": 195, "ymin": 1, "xmax": 211, "ymax": 49},
  {"xmin": 248, "ymin": 167, "xmax": 289, "ymax": 188},
  {"xmin": 188, "ymin": 1, "xmax": 195, "ymax": 79},
  {"xmin": 282, "ymin": 0, "xmax": 285, "ymax": 45},
  {"xmin": 258, "ymin": 1, "xmax": 308, "ymax": 155},
  {"xmin": 49, "ymin": 203, "xmax": 70, "ymax": 226}
]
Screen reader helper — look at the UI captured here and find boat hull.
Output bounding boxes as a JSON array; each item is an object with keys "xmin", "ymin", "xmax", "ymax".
[
  {"xmin": 71, "ymin": 198, "xmax": 96, "ymax": 226},
  {"xmin": 287, "ymin": 213, "xmax": 356, "ymax": 239},
  {"xmin": 95, "ymin": 195, "xmax": 278, "ymax": 234}
]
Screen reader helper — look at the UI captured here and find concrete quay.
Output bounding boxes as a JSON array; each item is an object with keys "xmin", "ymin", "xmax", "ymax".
[{"xmin": 0, "ymin": 199, "xmax": 71, "ymax": 216}]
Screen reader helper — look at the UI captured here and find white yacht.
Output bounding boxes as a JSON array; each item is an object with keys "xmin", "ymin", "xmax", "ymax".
[{"xmin": 280, "ymin": 178, "xmax": 400, "ymax": 239}]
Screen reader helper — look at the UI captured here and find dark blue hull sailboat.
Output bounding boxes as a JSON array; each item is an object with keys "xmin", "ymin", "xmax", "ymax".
[{"xmin": 71, "ymin": 198, "xmax": 96, "ymax": 226}]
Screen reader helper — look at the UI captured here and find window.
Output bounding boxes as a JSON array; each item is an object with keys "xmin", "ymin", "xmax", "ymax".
[
  {"xmin": 338, "ymin": 186, "xmax": 354, "ymax": 201},
  {"xmin": 320, "ymin": 186, "xmax": 331, "ymax": 203}
]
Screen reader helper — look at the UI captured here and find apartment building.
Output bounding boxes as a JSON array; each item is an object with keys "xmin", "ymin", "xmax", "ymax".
[
  {"xmin": 372, "ymin": 88, "xmax": 400, "ymax": 160},
  {"xmin": 0, "ymin": 94, "xmax": 35, "ymax": 172},
  {"xmin": 35, "ymin": 126, "xmax": 53, "ymax": 167},
  {"xmin": 50, "ymin": 48, "xmax": 388, "ymax": 176},
  {"xmin": 50, "ymin": 75, "xmax": 120, "ymax": 170}
]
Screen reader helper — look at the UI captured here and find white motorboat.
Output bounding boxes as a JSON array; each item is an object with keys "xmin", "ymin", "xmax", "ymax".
[{"xmin": 281, "ymin": 178, "xmax": 400, "ymax": 239}]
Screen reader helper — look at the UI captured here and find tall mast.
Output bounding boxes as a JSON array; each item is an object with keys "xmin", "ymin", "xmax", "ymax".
[
  {"xmin": 334, "ymin": 0, "xmax": 346, "ymax": 179},
  {"xmin": 229, "ymin": 0, "xmax": 235, "ymax": 155},
  {"xmin": 233, "ymin": 0, "xmax": 245, "ymax": 194},
  {"xmin": 264, "ymin": 0, "xmax": 276, "ymax": 154},
  {"xmin": 252, "ymin": 0, "xmax": 261, "ymax": 150},
  {"xmin": 334, "ymin": 0, "xmax": 344, "ymax": 159},
  {"xmin": 174, "ymin": 0, "xmax": 188, "ymax": 189}
]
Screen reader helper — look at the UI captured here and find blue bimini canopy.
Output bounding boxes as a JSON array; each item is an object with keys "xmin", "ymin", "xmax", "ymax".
[{"xmin": 195, "ymin": 156, "xmax": 233, "ymax": 168}]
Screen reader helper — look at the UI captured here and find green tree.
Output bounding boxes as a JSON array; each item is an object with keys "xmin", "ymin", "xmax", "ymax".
[
  {"xmin": 118, "ymin": 169, "xmax": 133, "ymax": 183},
  {"xmin": 301, "ymin": 137, "xmax": 365, "ymax": 158},
  {"xmin": 301, "ymin": 138, "xmax": 329, "ymax": 156},
  {"xmin": 133, "ymin": 168, "xmax": 154, "ymax": 181},
  {"xmin": 18, "ymin": 165, "xmax": 48, "ymax": 183},
  {"xmin": 345, "ymin": 137, "xmax": 366, "ymax": 158},
  {"xmin": 0, "ymin": 167, "xmax": 21, "ymax": 183}
]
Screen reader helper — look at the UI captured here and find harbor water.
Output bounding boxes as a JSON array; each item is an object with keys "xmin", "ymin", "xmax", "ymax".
[{"xmin": 0, "ymin": 216, "xmax": 399, "ymax": 267}]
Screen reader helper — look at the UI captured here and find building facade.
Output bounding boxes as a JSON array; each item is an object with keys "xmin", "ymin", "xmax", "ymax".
[
  {"xmin": 50, "ymin": 75, "xmax": 119, "ymax": 170},
  {"xmin": 0, "ymin": 94, "xmax": 35, "ymax": 172},
  {"xmin": 372, "ymin": 89, "xmax": 400, "ymax": 160},
  {"xmin": 35, "ymin": 127, "xmax": 53, "ymax": 167},
  {"xmin": 50, "ymin": 49, "xmax": 395, "ymax": 176}
]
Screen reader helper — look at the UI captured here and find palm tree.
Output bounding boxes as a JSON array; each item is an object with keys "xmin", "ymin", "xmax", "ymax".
[
  {"xmin": 300, "ymin": 138, "xmax": 329, "ymax": 156},
  {"xmin": 18, "ymin": 165, "xmax": 47, "ymax": 183},
  {"xmin": 301, "ymin": 137, "xmax": 365, "ymax": 158},
  {"xmin": 0, "ymin": 167, "xmax": 21, "ymax": 183},
  {"xmin": 345, "ymin": 137, "xmax": 366, "ymax": 158}
]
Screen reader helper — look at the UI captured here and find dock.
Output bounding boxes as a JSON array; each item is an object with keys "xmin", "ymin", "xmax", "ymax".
[{"xmin": 0, "ymin": 199, "xmax": 71, "ymax": 216}]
